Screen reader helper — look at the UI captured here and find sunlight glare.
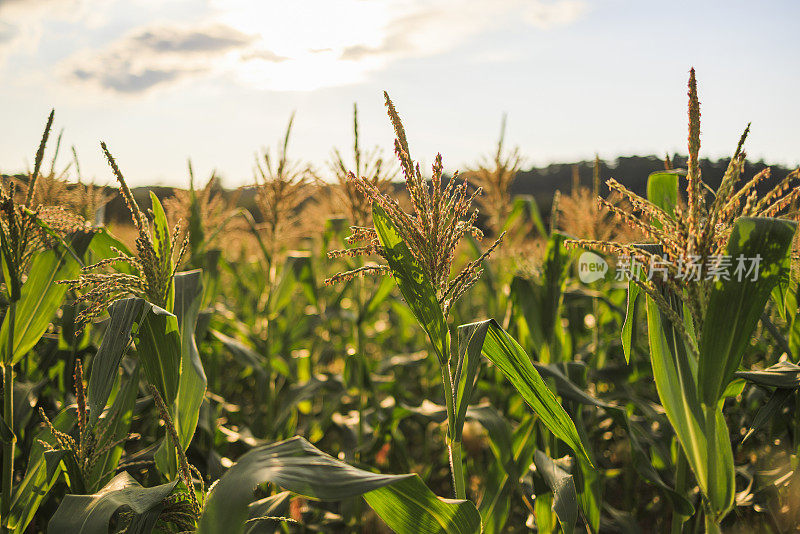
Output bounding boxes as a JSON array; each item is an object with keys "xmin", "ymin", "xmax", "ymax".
[{"xmin": 216, "ymin": 0, "xmax": 393, "ymax": 91}]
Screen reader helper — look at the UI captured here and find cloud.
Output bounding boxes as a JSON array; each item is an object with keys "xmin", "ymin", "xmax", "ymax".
[
  {"xmin": 63, "ymin": 22, "xmax": 259, "ymax": 93},
  {"xmin": 72, "ymin": 63, "xmax": 193, "ymax": 93},
  {"xmin": 523, "ymin": 0, "xmax": 587, "ymax": 29},
  {"xmin": 0, "ymin": 0, "xmax": 93, "ymax": 69},
  {"xmin": 27, "ymin": 0, "xmax": 588, "ymax": 94},
  {"xmin": 240, "ymin": 49, "xmax": 289, "ymax": 62},
  {"xmin": 0, "ymin": 23, "xmax": 19, "ymax": 45},
  {"xmin": 338, "ymin": 0, "xmax": 587, "ymax": 63},
  {"xmin": 132, "ymin": 24, "xmax": 254, "ymax": 53}
]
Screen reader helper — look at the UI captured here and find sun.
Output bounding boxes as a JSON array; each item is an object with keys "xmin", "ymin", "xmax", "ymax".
[{"xmin": 214, "ymin": 0, "xmax": 393, "ymax": 91}]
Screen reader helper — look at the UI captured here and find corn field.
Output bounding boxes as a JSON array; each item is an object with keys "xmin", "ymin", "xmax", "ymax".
[{"xmin": 1, "ymin": 70, "xmax": 800, "ymax": 533}]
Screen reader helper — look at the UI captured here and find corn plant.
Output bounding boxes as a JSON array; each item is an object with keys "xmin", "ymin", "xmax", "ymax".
[
  {"xmin": 326, "ymin": 94, "xmax": 594, "ymax": 534},
  {"xmin": 0, "ymin": 112, "xmax": 92, "ymax": 533},
  {"xmin": 568, "ymin": 69, "xmax": 799, "ymax": 531}
]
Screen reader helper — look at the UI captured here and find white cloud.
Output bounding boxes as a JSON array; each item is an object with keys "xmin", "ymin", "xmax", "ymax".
[
  {"xmin": 0, "ymin": 0, "xmax": 89, "ymax": 61},
  {"xmin": 523, "ymin": 0, "xmax": 588, "ymax": 29},
  {"xmin": 44, "ymin": 0, "xmax": 588, "ymax": 94},
  {"xmin": 63, "ymin": 23, "xmax": 259, "ymax": 93}
]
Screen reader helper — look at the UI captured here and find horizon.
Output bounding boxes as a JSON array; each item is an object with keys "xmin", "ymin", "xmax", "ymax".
[{"xmin": 1, "ymin": 1, "xmax": 798, "ymax": 188}]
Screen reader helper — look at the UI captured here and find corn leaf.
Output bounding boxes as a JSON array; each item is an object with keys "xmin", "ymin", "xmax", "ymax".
[
  {"xmin": 197, "ymin": 436, "xmax": 481, "ymax": 534},
  {"xmin": 735, "ymin": 360, "xmax": 800, "ymax": 389},
  {"xmin": 509, "ymin": 232, "xmax": 570, "ymax": 364},
  {"xmin": 478, "ymin": 416, "xmax": 536, "ymax": 534},
  {"xmin": 87, "ymin": 364, "xmax": 140, "ymax": 492},
  {"xmin": 136, "ymin": 303, "xmax": 182, "ymax": 405},
  {"xmin": 646, "ymin": 171, "xmax": 681, "ymax": 221},
  {"xmin": 156, "ymin": 269, "xmax": 206, "ymax": 478},
  {"xmin": 268, "ymin": 253, "xmax": 317, "ymax": 314},
  {"xmin": 7, "ymin": 408, "xmax": 75, "ymax": 532},
  {"xmin": 149, "ymin": 191, "xmax": 175, "ymax": 311},
  {"xmin": 150, "ymin": 191, "xmax": 171, "ymax": 273},
  {"xmin": 504, "ymin": 195, "xmax": 546, "ymax": 238},
  {"xmin": 87, "ymin": 297, "xmax": 146, "ymax": 426},
  {"xmin": 452, "ymin": 322, "xmax": 486, "ymax": 441},
  {"xmin": 364, "ymin": 275, "xmax": 397, "ymax": 319},
  {"xmin": 0, "ymin": 231, "xmax": 92, "ymax": 364},
  {"xmin": 741, "ymin": 387, "xmax": 793, "ymax": 444},
  {"xmin": 457, "ymin": 319, "xmax": 592, "ymax": 467},
  {"xmin": 533, "ymin": 450, "xmax": 578, "ymax": 534},
  {"xmin": 244, "ymin": 492, "xmax": 292, "ymax": 533},
  {"xmin": 47, "ymin": 472, "xmax": 178, "ymax": 534},
  {"xmin": 372, "ymin": 203, "xmax": 448, "ymax": 364},
  {"xmin": 621, "ymin": 263, "xmax": 643, "ymax": 364},
  {"xmin": 698, "ymin": 217, "xmax": 797, "ymax": 406},
  {"xmin": 645, "ymin": 293, "xmax": 734, "ymax": 515}
]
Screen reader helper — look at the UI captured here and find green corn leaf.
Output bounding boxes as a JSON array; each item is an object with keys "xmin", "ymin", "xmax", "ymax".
[
  {"xmin": 150, "ymin": 191, "xmax": 175, "ymax": 311},
  {"xmin": 150, "ymin": 191, "xmax": 172, "ymax": 271},
  {"xmin": 504, "ymin": 195, "xmax": 546, "ymax": 238},
  {"xmin": 268, "ymin": 253, "xmax": 317, "ymax": 314},
  {"xmin": 372, "ymin": 203, "xmax": 448, "ymax": 364},
  {"xmin": 47, "ymin": 472, "xmax": 178, "ymax": 534},
  {"xmin": 87, "ymin": 297, "xmax": 146, "ymax": 426},
  {"xmin": 645, "ymin": 293, "xmax": 734, "ymax": 516},
  {"xmin": 457, "ymin": 319, "xmax": 592, "ymax": 467},
  {"xmin": 741, "ymin": 387, "xmax": 793, "ymax": 444},
  {"xmin": 540, "ymin": 232, "xmax": 571, "ymax": 338},
  {"xmin": 244, "ymin": 492, "xmax": 293, "ymax": 533},
  {"xmin": 478, "ymin": 415, "xmax": 536, "ymax": 534},
  {"xmin": 0, "ymin": 231, "xmax": 92, "ymax": 364},
  {"xmin": 533, "ymin": 450, "xmax": 578, "ymax": 534},
  {"xmin": 7, "ymin": 407, "xmax": 76, "ymax": 532},
  {"xmin": 606, "ymin": 408, "xmax": 695, "ymax": 516},
  {"xmin": 87, "ymin": 227, "xmax": 134, "ymax": 274},
  {"xmin": 514, "ymin": 360, "xmax": 695, "ymax": 516},
  {"xmin": 735, "ymin": 360, "xmax": 800, "ymax": 389},
  {"xmin": 646, "ymin": 171, "xmax": 681, "ymax": 222},
  {"xmin": 364, "ymin": 275, "xmax": 397, "ymax": 319},
  {"xmin": 136, "ymin": 303, "xmax": 182, "ymax": 405},
  {"xmin": 452, "ymin": 322, "xmax": 486, "ymax": 441},
  {"xmin": 510, "ymin": 275, "xmax": 545, "ymax": 354},
  {"xmin": 210, "ymin": 329, "xmax": 267, "ymax": 376},
  {"xmin": 88, "ymin": 364, "xmax": 140, "ymax": 492},
  {"xmin": 621, "ymin": 263, "xmax": 643, "ymax": 364},
  {"xmin": 197, "ymin": 436, "xmax": 481, "ymax": 534},
  {"xmin": 645, "ymin": 291, "xmax": 704, "ymax": 483},
  {"xmin": 364, "ymin": 475, "xmax": 481, "ymax": 534},
  {"xmin": 704, "ymin": 403, "xmax": 737, "ymax": 522},
  {"xmin": 698, "ymin": 217, "xmax": 797, "ymax": 407},
  {"xmin": 172, "ymin": 270, "xmax": 206, "ymax": 449},
  {"xmin": 156, "ymin": 270, "xmax": 206, "ymax": 478}
]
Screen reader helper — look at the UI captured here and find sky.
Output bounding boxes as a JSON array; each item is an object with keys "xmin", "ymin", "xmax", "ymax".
[{"xmin": 0, "ymin": 0, "xmax": 798, "ymax": 188}]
